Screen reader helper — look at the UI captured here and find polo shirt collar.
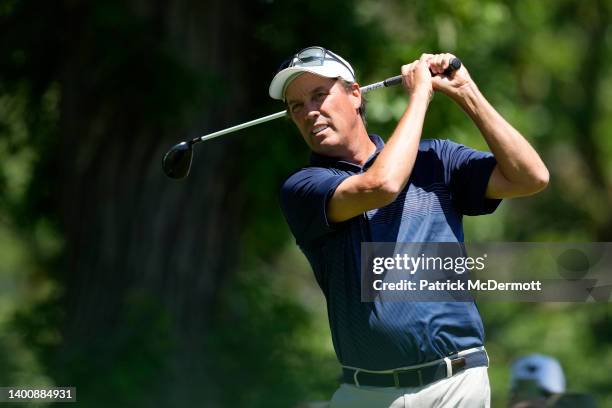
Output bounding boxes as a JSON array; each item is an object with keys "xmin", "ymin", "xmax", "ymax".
[{"xmin": 309, "ymin": 134, "xmax": 385, "ymax": 171}]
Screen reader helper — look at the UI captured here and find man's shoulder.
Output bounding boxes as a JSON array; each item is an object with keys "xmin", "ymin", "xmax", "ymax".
[
  {"xmin": 415, "ymin": 139, "xmax": 447, "ymax": 163},
  {"xmin": 418, "ymin": 138, "xmax": 457, "ymax": 152},
  {"xmin": 417, "ymin": 138, "xmax": 472, "ymax": 164},
  {"xmin": 279, "ymin": 166, "xmax": 350, "ymax": 203},
  {"xmin": 281, "ymin": 166, "xmax": 336, "ymax": 188}
]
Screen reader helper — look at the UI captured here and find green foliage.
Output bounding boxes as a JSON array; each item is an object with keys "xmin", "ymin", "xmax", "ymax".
[{"xmin": 208, "ymin": 265, "xmax": 338, "ymax": 407}]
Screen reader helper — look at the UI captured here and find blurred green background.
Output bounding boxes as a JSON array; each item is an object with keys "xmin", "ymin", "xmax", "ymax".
[{"xmin": 0, "ymin": 0, "xmax": 611, "ymax": 406}]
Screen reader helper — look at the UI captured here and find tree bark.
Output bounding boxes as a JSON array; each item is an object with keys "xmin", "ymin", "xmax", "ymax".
[{"xmin": 52, "ymin": 0, "xmax": 253, "ymax": 404}]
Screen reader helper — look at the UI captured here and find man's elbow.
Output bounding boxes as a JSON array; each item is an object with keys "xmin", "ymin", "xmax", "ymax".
[
  {"xmin": 366, "ymin": 175, "xmax": 403, "ymax": 206},
  {"xmin": 521, "ymin": 167, "xmax": 550, "ymax": 196},
  {"xmin": 530, "ymin": 166, "xmax": 550, "ymax": 193}
]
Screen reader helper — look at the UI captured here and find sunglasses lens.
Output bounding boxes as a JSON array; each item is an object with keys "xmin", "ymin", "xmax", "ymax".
[
  {"xmin": 276, "ymin": 47, "xmax": 353, "ymax": 79},
  {"xmin": 296, "ymin": 47, "xmax": 325, "ymax": 66}
]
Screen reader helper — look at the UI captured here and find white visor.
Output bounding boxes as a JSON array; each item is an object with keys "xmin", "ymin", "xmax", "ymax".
[{"xmin": 269, "ymin": 47, "xmax": 356, "ymax": 101}]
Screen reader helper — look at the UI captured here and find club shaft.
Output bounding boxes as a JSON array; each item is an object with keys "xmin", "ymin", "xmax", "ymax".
[
  {"xmin": 195, "ymin": 110, "xmax": 287, "ymax": 143},
  {"xmin": 194, "ymin": 81, "xmax": 385, "ymax": 143},
  {"xmin": 193, "ymin": 58, "xmax": 461, "ymax": 143},
  {"xmin": 359, "ymin": 77, "xmax": 402, "ymax": 93}
]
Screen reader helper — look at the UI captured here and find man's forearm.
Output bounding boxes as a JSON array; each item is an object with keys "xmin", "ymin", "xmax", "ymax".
[
  {"xmin": 365, "ymin": 89, "xmax": 431, "ymax": 194},
  {"xmin": 452, "ymin": 82, "xmax": 549, "ymax": 189}
]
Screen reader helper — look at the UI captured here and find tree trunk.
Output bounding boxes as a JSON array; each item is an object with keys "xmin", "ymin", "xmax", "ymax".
[{"xmin": 52, "ymin": 0, "xmax": 252, "ymax": 404}]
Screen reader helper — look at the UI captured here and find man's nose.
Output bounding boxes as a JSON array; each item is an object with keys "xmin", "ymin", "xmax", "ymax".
[
  {"xmin": 306, "ymin": 110, "xmax": 319, "ymax": 122},
  {"xmin": 305, "ymin": 101, "xmax": 321, "ymax": 119}
]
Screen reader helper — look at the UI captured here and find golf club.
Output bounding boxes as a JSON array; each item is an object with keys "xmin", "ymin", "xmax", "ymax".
[{"xmin": 162, "ymin": 58, "xmax": 461, "ymax": 179}]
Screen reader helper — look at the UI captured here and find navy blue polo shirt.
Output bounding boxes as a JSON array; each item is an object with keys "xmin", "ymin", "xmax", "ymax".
[{"xmin": 279, "ymin": 134, "xmax": 501, "ymax": 370}]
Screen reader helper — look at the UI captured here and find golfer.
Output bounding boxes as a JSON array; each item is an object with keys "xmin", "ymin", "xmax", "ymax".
[{"xmin": 270, "ymin": 47, "xmax": 549, "ymax": 408}]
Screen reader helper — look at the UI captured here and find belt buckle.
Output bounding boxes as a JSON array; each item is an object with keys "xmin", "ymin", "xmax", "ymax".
[
  {"xmin": 393, "ymin": 369, "xmax": 423, "ymax": 387},
  {"xmin": 451, "ymin": 357, "xmax": 466, "ymax": 374}
]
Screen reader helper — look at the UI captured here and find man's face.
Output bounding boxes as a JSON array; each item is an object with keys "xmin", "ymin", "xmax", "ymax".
[{"xmin": 284, "ymin": 73, "xmax": 361, "ymax": 157}]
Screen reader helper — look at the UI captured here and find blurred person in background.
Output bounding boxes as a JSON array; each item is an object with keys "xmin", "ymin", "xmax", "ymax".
[{"xmin": 509, "ymin": 354, "xmax": 597, "ymax": 408}]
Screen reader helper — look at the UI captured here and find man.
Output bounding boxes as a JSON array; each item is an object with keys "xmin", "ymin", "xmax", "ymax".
[
  {"xmin": 508, "ymin": 354, "xmax": 597, "ymax": 408},
  {"xmin": 270, "ymin": 46, "xmax": 549, "ymax": 407},
  {"xmin": 509, "ymin": 354, "xmax": 566, "ymax": 408}
]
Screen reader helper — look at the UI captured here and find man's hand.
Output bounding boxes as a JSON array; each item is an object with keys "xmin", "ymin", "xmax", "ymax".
[
  {"xmin": 401, "ymin": 54, "xmax": 435, "ymax": 100},
  {"xmin": 427, "ymin": 53, "xmax": 472, "ymax": 98}
]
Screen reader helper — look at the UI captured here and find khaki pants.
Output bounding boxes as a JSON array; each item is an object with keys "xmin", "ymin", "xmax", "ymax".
[{"xmin": 330, "ymin": 366, "xmax": 490, "ymax": 408}]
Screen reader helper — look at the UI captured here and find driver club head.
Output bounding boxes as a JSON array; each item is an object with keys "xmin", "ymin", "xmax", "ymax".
[{"xmin": 162, "ymin": 141, "xmax": 194, "ymax": 179}]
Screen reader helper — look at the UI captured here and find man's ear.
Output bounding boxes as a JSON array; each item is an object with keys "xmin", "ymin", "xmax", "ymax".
[{"xmin": 350, "ymin": 82, "xmax": 362, "ymax": 110}]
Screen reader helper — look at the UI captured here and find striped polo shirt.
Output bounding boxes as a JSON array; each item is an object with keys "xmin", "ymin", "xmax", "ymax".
[{"xmin": 279, "ymin": 134, "xmax": 501, "ymax": 370}]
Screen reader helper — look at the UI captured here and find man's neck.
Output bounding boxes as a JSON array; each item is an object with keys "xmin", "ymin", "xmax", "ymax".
[{"xmin": 339, "ymin": 126, "xmax": 376, "ymax": 166}]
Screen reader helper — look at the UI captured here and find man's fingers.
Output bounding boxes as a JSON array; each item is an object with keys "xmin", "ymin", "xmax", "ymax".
[
  {"xmin": 420, "ymin": 53, "xmax": 434, "ymax": 62},
  {"xmin": 431, "ymin": 75, "xmax": 444, "ymax": 89},
  {"xmin": 400, "ymin": 58, "xmax": 434, "ymax": 97},
  {"xmin": 401, "ymin": 60, "xmax": 419, "ymax": 76},
  {"xmin": 433, "ymin": 54, "xmax": 447, "ymax": 74},
  {"xmin": 428, "ymin": 53, "xmax": 456, "ymax": 75},
  {"xmin": 442, "ymin": 53, "xmax": 455, "ymax": 71}
]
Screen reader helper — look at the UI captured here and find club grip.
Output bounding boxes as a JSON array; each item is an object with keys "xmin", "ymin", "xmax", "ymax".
[
  {"xmin": 383, "ymin": 57, "xmax": 462, "ymax": 88},
  {"xmin": 442, "ymin": 57, "xmax": 462, "ymax": 76},
  {"xmin": 384, "ymin": 75, "xmax": 403, "ymax": 87}
]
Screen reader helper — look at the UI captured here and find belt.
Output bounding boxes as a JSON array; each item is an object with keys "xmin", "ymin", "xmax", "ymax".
[{"xmin": 341, "ymin": 348, "xmax": 489, "ymax": 388}]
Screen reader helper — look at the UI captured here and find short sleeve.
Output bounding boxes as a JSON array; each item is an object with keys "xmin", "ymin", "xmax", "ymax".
[
  {"xmin": 279, "ymin": 167, "xmax": 350, "ymax": 245},
  {"xmin": 440, "ymin": 140, "xmax": 502, "ymax": 215}
]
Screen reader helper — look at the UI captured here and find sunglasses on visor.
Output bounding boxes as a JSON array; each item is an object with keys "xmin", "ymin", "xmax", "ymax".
[{"xmin": 276, "ymin": 46, "xmax": 355, "ymax": 77}]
